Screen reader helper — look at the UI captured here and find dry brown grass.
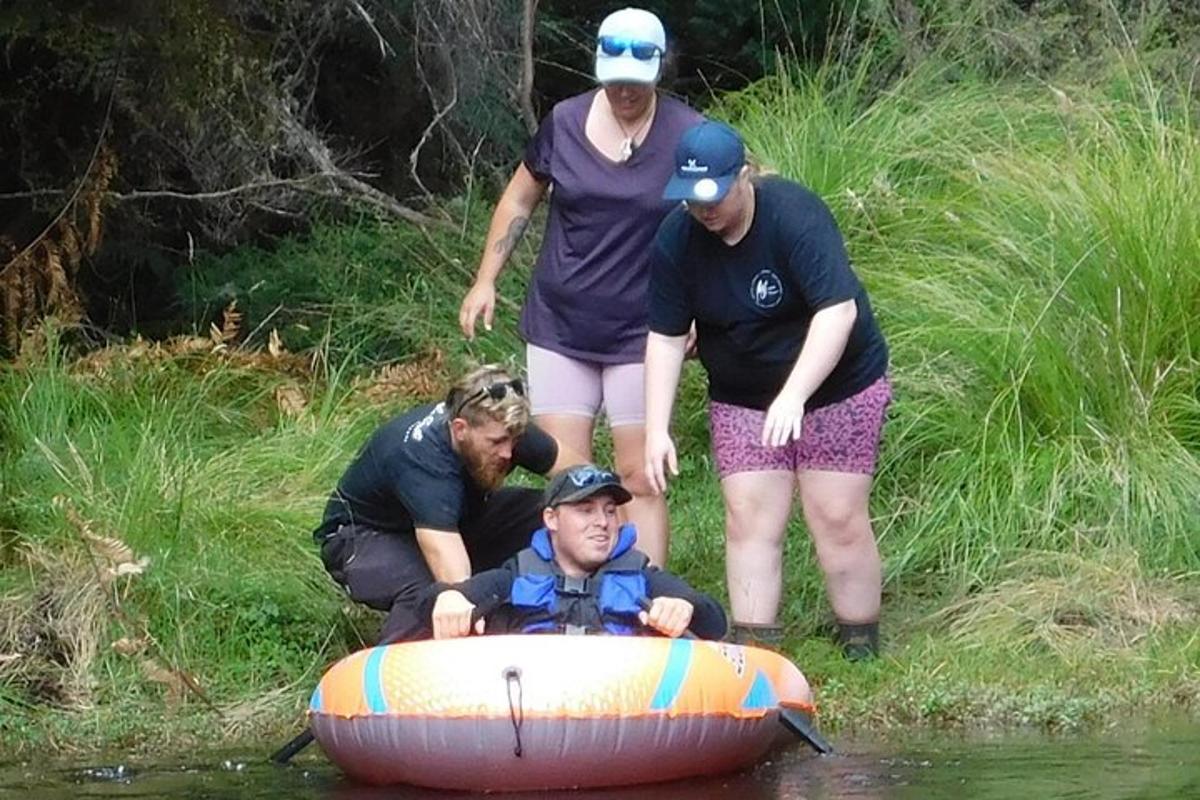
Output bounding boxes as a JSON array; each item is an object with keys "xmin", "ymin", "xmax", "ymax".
[
  {"xmin": 218, "ymin": 686, "xmax": 298, "ymax": 739},
  {"xmin": 0, "ymin": 145, "xmax": 117, "ymax": 355},
  {"xmin": 0, "ymin": 541, "xmax": 108, "ymax": 708},
  {"xmin": 353, "ymin": 345, "xmax": 448, "ymax": 406},
  {"xmin": 930, "ymin": 549, "xmax": 1197, "ymax": 656},
  {"xmin": 65, "ymin": 304, "xmax": 312, "ymax": 383},
  {"xmin": 0, "ymin": 501, "xmax": 215, "ymax": 713}
]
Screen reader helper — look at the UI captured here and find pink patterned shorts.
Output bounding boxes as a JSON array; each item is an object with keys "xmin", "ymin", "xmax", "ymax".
[{"xmin": 710, "ymin": 375, "xmax": 892, "ymax": 478}]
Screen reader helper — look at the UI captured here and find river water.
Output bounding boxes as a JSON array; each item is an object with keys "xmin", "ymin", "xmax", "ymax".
[{"xmin": 4, "ymin": 713, "xmax": 1197, "ymax": 799}]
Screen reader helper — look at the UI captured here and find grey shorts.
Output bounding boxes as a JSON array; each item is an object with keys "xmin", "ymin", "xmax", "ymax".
[{"xmin": 526, "ymin": 343, "xmax": 646, "ymax": 427}]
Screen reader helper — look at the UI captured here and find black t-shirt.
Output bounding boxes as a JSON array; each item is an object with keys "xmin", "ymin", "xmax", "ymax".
[
  {"xmin": 315, "ymin": 402, "xmax": 557, "ymax": 538},
  {"xmin": 649, "ymin": 177, "xmax": 888, "ymax": 410}
]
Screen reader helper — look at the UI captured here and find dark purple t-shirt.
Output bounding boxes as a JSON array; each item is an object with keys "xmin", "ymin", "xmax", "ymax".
[{"xmin": 519, "ymin": 91, "xmax": 702, "ymax": 363}]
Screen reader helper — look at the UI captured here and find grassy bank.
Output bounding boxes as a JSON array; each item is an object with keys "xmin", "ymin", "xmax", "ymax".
[{"xmin": 2, "ymin": 48, "xmax": 1198, "ymax": 754}]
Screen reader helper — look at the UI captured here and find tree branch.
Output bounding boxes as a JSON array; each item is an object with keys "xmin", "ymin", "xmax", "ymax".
[
  {"xmin": 0, "ymin": 174, "xmax": 448, "ymax": 229},
  {"xmin": 272, "ymin": 95, "xmax": 453, "ymax": 229},
  {"xmin": 2, "ymin": 30, "xmax": 124, "ymax": 278},
  {"xmin": 410, "ymin": 2, "xmax": 472, "ymax": 185},
  {"xmin": 409, "ymin": 71, "xmax": 459, "ymax": 200},
  {"xmin": 519, "ymin": 0, "xmax": 540, "ymax": 134},
  {"xmin": 0, "ymin": 175, "xmax": 336, "ymax": 203},
  {"xmin": 346, "ymin": 0, "xmax": 394, "ymax": 59}
]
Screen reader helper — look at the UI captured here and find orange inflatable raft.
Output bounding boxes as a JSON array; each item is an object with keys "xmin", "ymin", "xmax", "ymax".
[{"xmin": 308, "ymin": 635, "xmax": 815, "ymax": 790}]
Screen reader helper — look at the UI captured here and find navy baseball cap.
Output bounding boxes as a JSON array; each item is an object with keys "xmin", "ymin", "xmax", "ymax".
[
  {"xmin": 543, "ymin": 464, "xmax": 633, "ymax": 508},
  {"xmin": 662, "ymin": 120, "xmax": 746, "ymax": 204}
]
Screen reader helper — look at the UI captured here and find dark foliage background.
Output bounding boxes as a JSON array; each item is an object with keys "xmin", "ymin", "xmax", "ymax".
[{"xmin": 1, "ymin": 0, "xmax": 1196, "ymax": 342}]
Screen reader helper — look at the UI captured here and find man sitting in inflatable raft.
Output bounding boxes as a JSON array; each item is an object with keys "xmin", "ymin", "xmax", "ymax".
[{"xmin": 422, "ymin": 463, "xmax": 727, "ymax": 640}]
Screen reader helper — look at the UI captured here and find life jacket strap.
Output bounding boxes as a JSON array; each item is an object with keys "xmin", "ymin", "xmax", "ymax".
[{"xmin": 557, "ymin": 575, "xmax": 593, "ymax": 596}]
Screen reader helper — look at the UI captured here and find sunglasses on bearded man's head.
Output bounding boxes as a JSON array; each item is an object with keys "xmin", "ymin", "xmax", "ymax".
[{"xmin": 454, "ymin": 378, "xmax": 525, "ymax": 416}]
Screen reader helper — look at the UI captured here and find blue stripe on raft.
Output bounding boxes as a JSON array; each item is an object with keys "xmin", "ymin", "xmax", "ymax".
[
  {"xmin": 650, "ymin": 638, "xmax": 694, "ymax": 711},
  {"xmin": 362, "ymin": 646, "xmax": 389, "ymax": 714},
  {"xmin": 740, "ymin": 668, "xmax": 779, "ymax": 710},
  {"xmin": 308, "ymin": 684, "xmax": 324, "ymax": 713}
]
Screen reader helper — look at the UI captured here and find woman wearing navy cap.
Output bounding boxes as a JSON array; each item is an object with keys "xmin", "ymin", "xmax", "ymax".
[
  {"xmin": 458, "ymin": 8, "xmax": 701, "ymax": 567},
  {"xmin": 644, "ymin": 120, "xmax": 892, "ymax": 659}
]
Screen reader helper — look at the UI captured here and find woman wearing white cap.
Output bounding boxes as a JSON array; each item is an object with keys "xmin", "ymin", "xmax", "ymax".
[{"xmin": 458, "ymin": 8, "xmax": 701, "ymax": 567}]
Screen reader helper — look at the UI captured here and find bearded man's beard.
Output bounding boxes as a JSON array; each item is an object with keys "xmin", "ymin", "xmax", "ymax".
[{"xmin": 461, "ymin": 440, "xmax": 509, "ymax": 491}]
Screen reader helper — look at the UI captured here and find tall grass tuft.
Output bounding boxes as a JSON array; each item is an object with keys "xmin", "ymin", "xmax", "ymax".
[{"xmin": 0, "ymin": 329, "xmax": 377, "ymax": 713}]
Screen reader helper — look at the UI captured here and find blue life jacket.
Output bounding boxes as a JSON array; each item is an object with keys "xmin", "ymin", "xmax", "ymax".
[{"xmin": 509, "ymin": 524, "xmax": 648, "ymax": 635}]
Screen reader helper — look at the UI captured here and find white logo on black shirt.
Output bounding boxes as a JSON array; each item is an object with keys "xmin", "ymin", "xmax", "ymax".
[
  {"xmin": 405, "ymin": 402, "xmax": 446, "ymax": 443},
  {"xmin": 751, "ymin": 270, "xmax": 783, "ymax": 309}
]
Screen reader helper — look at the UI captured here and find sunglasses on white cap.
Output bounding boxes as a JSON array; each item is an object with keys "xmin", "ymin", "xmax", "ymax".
[{"xmin": 598, "ymin": 36, "xmax": 663, "ymax": 61}]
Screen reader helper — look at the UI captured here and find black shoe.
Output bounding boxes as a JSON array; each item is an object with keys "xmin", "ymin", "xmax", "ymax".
[
  {"xmin": 729, "ymin": 622, "xmax": 785, "ymax": 650},
  {"xmin": 836, "ymin": 621, "xmax": 879, "ymax": 661}
]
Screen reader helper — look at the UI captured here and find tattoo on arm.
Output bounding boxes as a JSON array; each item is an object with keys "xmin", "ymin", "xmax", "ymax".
[{"xmin": 492, "ymin": 216, "xmax": 530, "ymax": 258}]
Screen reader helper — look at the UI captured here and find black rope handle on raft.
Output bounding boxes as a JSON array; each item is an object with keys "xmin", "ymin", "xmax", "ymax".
[{"xmin": 502, "ymin": 666, "xmax": 524, "ymax": 757}]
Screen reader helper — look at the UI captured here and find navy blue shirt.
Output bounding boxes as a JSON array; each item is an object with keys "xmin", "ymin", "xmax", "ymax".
[
  {"xmin": 315, "ymin": 402, "xmax": 557, "ymax": 539},
  {"xmin": 649, "ymin": 177, "xmax": 888, "ymax": 411}
]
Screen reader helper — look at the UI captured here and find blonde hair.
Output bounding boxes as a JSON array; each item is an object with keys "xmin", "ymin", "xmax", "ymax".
[
  {"xmin": 446, "ymin": 364, "xmax": 529, "ymax": 433},
  {"xmin": 744, "ymin": 150, "xmax": 777, "ymax": 181}
]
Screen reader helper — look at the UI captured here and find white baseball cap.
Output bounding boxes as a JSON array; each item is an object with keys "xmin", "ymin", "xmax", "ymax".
[{"xmin": 594, "ymin": 8, "xmax": 666, "ymax": 85}]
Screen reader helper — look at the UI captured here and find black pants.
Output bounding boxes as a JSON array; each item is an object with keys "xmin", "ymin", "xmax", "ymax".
[{"xmin": 318, "ymin": 487, "xmax": 543, "ymax": 644}]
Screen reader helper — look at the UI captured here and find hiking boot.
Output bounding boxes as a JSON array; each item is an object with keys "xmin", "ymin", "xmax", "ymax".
[
  {"xmin": 836, "ymin": 621, "xmax": 879, "ymax": 661},
  {"xmin": 729, "ymin": 622, "xmax": 785, "ymax": 650}
]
